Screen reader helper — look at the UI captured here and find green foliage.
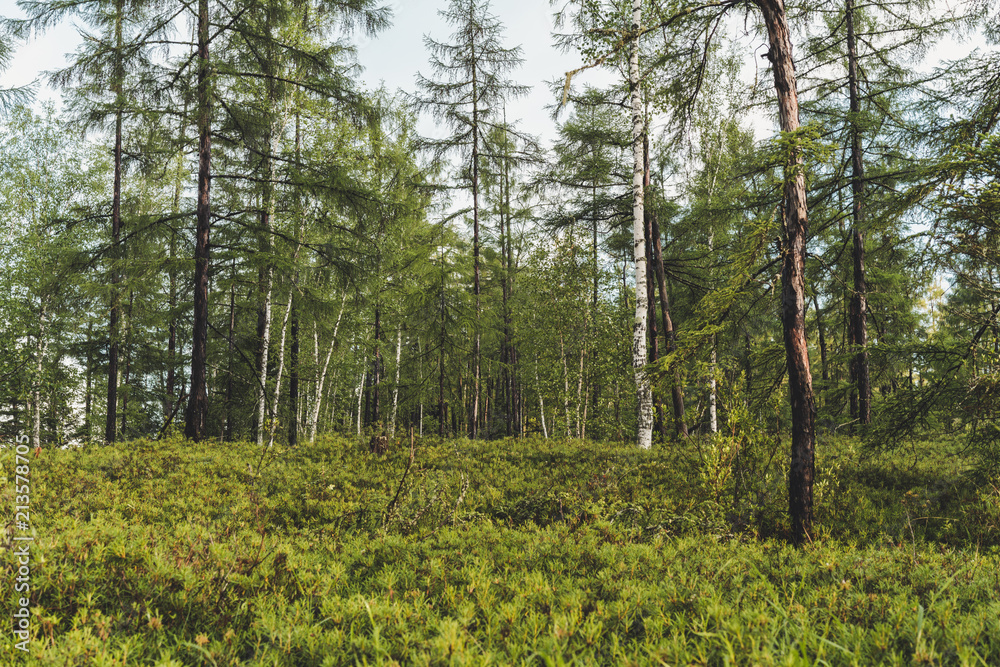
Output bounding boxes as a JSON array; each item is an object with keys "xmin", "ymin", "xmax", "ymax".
[{"xmin": 2, "ymin": 434, "xmax": 999, "ymax": 664}]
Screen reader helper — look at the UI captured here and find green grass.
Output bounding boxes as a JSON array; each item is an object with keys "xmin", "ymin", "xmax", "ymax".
[{"xmin": 2, "ymin": 432, "xmax": 999, "ymax": 665}]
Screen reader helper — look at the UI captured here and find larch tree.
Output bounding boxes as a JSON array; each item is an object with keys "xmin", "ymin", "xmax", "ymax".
[{"xmin": 412, "ymin": 0, "xmax": 529, "ymax": 439}]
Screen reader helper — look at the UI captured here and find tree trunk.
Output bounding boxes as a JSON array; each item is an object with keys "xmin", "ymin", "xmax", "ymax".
[
  {"xmin": 645, "ymin": 211, "xmax": 664, "ymax": 438},
  {"xmin": 471, "ymin": 40, "xmax": 481, "ymax": 440},
  {"xmin": 561, "ymin": 333, "xmax": 571, "ymax": 438},
  {"xmin": 185, "ymin": 0, "xmax": 211, "ymax": 441},
  {"xmin": 535, "ymin": 359, "xmax": 548, "ymax": 439},
  {"xmin": 629, "ymin": 0, "xmax": 653, "ymax": 450},
  {"xmin": 267, "ymin": 296, "xmax": 292, "ymax": 448},
  {"xmin": 390, "ymin": 324, "xmax": 402, "ymax": 436},
  {"xmin": 288, "ymin": 296, "xmax": 299, "ymax": 446},
  {"xmin": 224, "ymin": 268, "xmax": 236, "ymax": 442},
  {"xmin": 310, "ymin": 293, "xmax": 346, "ymax": 442},
  {"xmin": 649, "ymin": 212, "xmax": 688, "ymax": 437},
  {"xmin": 757, "ymin": 0, "xmax": 817, "ymax": 544},
  {"xmin": 846, "ymin": 0, "xmax": 871, "ymax": 426},
  {"xmin": 33, "ymin": 300, "xmax": 48, "ymax": 450}
]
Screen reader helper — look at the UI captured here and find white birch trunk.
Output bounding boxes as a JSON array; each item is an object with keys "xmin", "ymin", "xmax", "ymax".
[
  {"xmin": 266, "ymin": 297, "xmax": 292, "ymax": 448},
  {"xmin": 356, "ymin": 369, "xmax": 365, "ymax": 436},
  {"xmin": 257, "ymin": 271, "xmax": 273, "ymax": 446},
  {"xmin": 630, "ymin": 0, "xmax": 653, "ymax": 450},
  {"xmin": 534, "ymin": 360, "xmax": 548, "ymax": 439},
  {"xmin": 309, "ymin": 293, "xmax": 346, "ymax": 442},
  {"xmin": 389, "ymin": 325, "xmax": 402, "ymax": 436}
]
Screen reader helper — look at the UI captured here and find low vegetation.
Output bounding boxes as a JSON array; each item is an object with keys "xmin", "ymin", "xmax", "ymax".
[{"xmin": 3, "ymin": 433, "xmax": 999, "ymax": 665}]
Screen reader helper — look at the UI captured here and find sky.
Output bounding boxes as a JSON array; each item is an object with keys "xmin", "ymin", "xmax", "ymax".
[
  {"xmin": 0, "ymin": 0, "xmax": 990, "ymax": 149},
  {"xmin": 0, "ymin": 0, "xmax": 602, "ymax": 146}
]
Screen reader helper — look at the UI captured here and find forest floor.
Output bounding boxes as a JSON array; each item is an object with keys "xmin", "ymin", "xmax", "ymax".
[{"xmin": 2, "ymin": 431, "xmax": 999, "ymax": 665}]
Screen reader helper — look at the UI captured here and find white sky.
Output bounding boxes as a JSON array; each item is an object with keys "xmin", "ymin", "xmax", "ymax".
[
  {"xmin": 0, "ymin": 0, "xmax": 990, "ymax": 149},
  {"xmin": 0, "ymin": 0, "xmax": 597, "ymax": 146}
]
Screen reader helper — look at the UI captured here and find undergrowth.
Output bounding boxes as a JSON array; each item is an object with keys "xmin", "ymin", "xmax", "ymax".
[{"xmin": 2, "ymin": 432, "xmax": 999, "ymax": 665}]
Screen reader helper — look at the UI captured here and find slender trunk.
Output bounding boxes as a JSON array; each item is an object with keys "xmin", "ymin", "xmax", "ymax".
[
  {"xmin": 757, "ymin": 0, "xmax": 817, "ymax": 544},
  {"xmin": 439, "ymin": 266, "xmax": 446, "ymax": 438},
  {"xmin": 649, "ymin": 212, "xmax": 688, "ymax": 437},
  {"xmin": 33, "ymin": 300, "xmax": 48, "ymax": 450},
  {"xmin": 225, "ymin": 268, "xmax": 235, "ymax": 442},
  {"xmin": 356, "ymin": 369, "xmax": 365, "ymax": 436},
  {"xmin": 471, "ymin": 40, "xmax": 481, "ymax": 440},
  {"xmin": 121, "ymin": 290, "xmax": 133, "ymax": 438},
  {"xmin": 85, "ymin": 322, "xmax": 93, "ymax": 436},
  {"xmin": 561, "ymin": 333, "xmax": 571, "ymax": 438},
  {"xmin": 390, "ymin": 325, "xmax": 402, "ymax": 436},
  {"xmin": 813, "ymin": 295, "xmax": 829, "ymax": 383},
  {"xmin": 310, "ymin": 293, "xmax": 346, "ymax": 442},
  {"xmin": 846, "ymin": 0, "xmax": 871, "ymax": 426},
  {"xmin": 365, "ymin": 302, "xmax": 383, "ymax": 429},
  {"xmin": 267, "ymin": 297, "xmax": 293, "ymax": 447},
  {"xmin": 629, "ymin": 0, "xmax": 653, "ymax": 450},
  {"xmin": 534, "ymin": 359, "xmax": 548, "ymax": 439},
  {"xmin": 576, "ymin": 346, "xmax": 585, "ymax": 438},
  {"xmin": 289, "ymin": 296, "xmax": 299, "ymax": 446},
  {"xmin": 645, "ymin": 209, "xmax": 664, "ymax": 438},
  {"xmin": 106, "ymin": 51, "xmax": 123, "ymax": 444},
  {"xmin": 185, "ymin": 0, "xmax": 212, "ymax": 441}
]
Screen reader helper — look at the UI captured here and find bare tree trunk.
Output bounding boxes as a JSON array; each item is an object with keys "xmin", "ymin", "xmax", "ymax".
[
  {"xmin": 560, "ymin": 333, "xmax": 571, "ymax": 438},
  {"xmin": 267, "ymin": 297, "xmax": 292, "ymax": 448},
  {"xmin": 471, "ymin": 41, "xmax": 481, "ymax": 440},
  {"xmin": 390, "ymin": 324, "xmax": 402, "ymax": 436},
  {"xmin": 288, "ymin": 296, "xmax": 299, "ymax": 447},
  {"xmin": 33, "ymin": 300, "xmax": 48, "ymax": 450},
  {"xmin": 356, "ymin": 369, "xmax": 364, "ymax": 436},
  {"xmin": 309, "ymin": 293, "xmax": 346, "ymax": 442},
  {"xmin": 629, "ymin": 0, "xmax": 653, "ymax": 450},
  {"xmin": 647, "ymin": 212, "xmax": 688, "ymax": 438},
  {"xmin": 185, "ymin": 0, "xmax": 212, "ymax": 441},
  {"xmin": 224, "ymin": 267, "xmax": 236, "ymax": 442},
  {"xmin": 847, "ymin": 0, "xmax": 871, "ymax": 426},
  {"xmin": 534, "ymin": 360, "xmax": 548, "ymax": 439},
  {"xmin": 576, "ymin": 346, "xmax": 586, "ymax": 438},
  {"xmin": 757, "ymin": 0, "xmax": 817, "ymax": 544}
]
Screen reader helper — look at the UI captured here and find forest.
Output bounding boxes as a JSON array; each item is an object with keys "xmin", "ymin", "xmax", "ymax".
[{"xmin": 1, "ymin": 0, "xmax": 999, "ymax": 663}]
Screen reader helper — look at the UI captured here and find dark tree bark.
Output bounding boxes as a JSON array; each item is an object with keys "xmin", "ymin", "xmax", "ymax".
[
  {"xmin": 756, "ymin": 0, "xmax": 817, "ymax": 545},
  {"xmin": 846, "ymin": 0, "xmax": 871, "ymax": 426},
  {"xmin": 649, "ymin": 212, "xmax": 689, "ymax": 439},
  {"xmin": 185, "ymin": 0, "xmax": 211, "ymax": 442},
  {"xmin": 105, "ymin": 2, "xmax": 124, "ymax": 444},
  {"xmin": 105, "ymin": 103, "xmax": 122, "ymax": 445},
  {"xmin": 645, "ymin": 212, "xmax": 665, "ymax": 438},
  {"xmin": 364, "ymin": 302, "xmax": 382, "ymax": 430}
]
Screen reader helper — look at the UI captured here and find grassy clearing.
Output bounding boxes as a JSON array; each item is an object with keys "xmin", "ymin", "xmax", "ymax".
[{"xmin": 2, "ymin": 433, "xmax": 999, "ymax": 665}]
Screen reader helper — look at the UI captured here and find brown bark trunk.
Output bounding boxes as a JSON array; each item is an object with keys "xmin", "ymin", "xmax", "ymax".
[
  {"xmin": 106, "ymin": 3, "xmax": 124, "ymax": 444},
  {"xmin": 847, "ymin": 0, "xmax": 871, "ymax": 426},
  {"xmin": 471, "ymin": 41, "xmax": 481, "ymax": 440},
  {"xmin": 106, "ymin": 103, "xmax": 122, "ymax": 445},
  {"xmin": 649, "ymin": 212, "xmax": 689, "ymax": 438},
  {"xmin": 185, "ymin": 0, "xmax": 211, "ymax": 442},
  {"xmin": 757, "ymin": 0, "xmax": 817, "ymax": 545}
]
